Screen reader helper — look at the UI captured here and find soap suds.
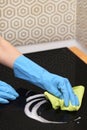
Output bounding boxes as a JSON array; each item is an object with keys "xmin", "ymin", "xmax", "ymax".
[
  {"xmin": 24, "ymin": 94, "xmax": 67, "ymax": 124},
  {"xmin": 24, "ymin": 93, "xmax": 82, "ymax": 124}
]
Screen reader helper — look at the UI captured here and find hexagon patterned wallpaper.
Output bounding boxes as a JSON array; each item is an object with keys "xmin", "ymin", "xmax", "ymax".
[
  {"xmin": 76, "ymin": 0, "xmax": 87, "ymax": 47},
  {"xmin": 0, "ymin": 0, "xmax": 76, "ymax": 46}
]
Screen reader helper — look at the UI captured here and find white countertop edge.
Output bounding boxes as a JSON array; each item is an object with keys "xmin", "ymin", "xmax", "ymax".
[{"xmin": 16, "ymin": 39, "xmax": 87, "ymax": 55}]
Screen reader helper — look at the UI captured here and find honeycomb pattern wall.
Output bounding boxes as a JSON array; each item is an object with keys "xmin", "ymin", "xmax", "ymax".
[
  {"xmin": 0, "ymin": 0, "xmax": 76, "ymax": 46},
  {"xmin": 76, "ymin": 0, "xmax": 87, "ymax": 48}
]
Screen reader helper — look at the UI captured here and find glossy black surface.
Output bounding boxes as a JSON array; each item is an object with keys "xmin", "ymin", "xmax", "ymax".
[{"xmin": 0, "ymin": 47, "xmax": 87, "ymax": 130}]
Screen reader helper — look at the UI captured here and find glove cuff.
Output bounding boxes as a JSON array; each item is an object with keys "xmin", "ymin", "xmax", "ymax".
[{"xmin": 13, "ymin": 55, "xmax": 47, "ymax": 88}]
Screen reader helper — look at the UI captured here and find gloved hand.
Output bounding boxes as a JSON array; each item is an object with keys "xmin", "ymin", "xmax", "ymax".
[
  {"xmin": 13, "ymin": 55, "xmax": 79, "ymax": 106},
  {"xmin": 0, "ymin": 80, "xmax": 19, "ymax": 104}
]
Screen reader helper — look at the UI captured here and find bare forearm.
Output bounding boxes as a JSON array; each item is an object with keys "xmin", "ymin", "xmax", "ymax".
[{"xmin": 0, "ymin": 36, "xmax": 22, "ymax": 68}]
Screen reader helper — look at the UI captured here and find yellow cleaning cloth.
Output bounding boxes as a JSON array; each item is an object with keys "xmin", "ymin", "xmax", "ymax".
[{"xmin": 44, "ymin": 85, "xmax": 85, "ymax": 111}]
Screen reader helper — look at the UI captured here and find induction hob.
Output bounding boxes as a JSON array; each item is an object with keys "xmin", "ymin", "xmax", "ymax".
[{"xmin": 0, "ymin": 47, "xmax": 87, "ymax": 130}]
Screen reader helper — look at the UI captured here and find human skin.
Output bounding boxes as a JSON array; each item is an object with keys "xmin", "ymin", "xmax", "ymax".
[{"xmin": 0, "ymin": 36, "xmax": 22, "ymax": 68}]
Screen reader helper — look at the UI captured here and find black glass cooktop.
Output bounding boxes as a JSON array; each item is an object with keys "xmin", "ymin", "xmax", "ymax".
[{"xmin": 0, "ymin": 47, "xmax": 87, "ymax": 130}]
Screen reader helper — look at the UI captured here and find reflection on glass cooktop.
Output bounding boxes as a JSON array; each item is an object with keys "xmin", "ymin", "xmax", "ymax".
[{"xmin": 0, "ymin": 47, "xmax": 87, "ymax": 130}]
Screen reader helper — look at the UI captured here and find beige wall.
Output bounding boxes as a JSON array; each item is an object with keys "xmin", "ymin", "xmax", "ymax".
[
  {"xmin": 76, "ymin": 0, "xmax": 87, "ymax": 48},
  {"xmin": 0, "ymin": 0, "xmax": 76, "ymax": 46}
]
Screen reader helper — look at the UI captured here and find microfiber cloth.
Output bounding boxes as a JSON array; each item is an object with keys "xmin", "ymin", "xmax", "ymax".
[{"xmin": 44, "ymin": 85, "xmax": 85, "ymax": 111}]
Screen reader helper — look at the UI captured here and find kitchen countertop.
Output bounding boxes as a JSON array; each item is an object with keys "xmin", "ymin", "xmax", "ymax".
[{"xmin": 69, "ymin": 46, "xmax": 87, "ymax": 64}]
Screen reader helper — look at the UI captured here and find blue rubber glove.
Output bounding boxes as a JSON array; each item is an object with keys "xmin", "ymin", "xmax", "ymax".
[
  {"xmin": 13, "ymin": 55, "xmax": 79, "ymax": 106},
  {"xmin": 0, "ymin": 80, "xmax": 19, "ymax": 104}
]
